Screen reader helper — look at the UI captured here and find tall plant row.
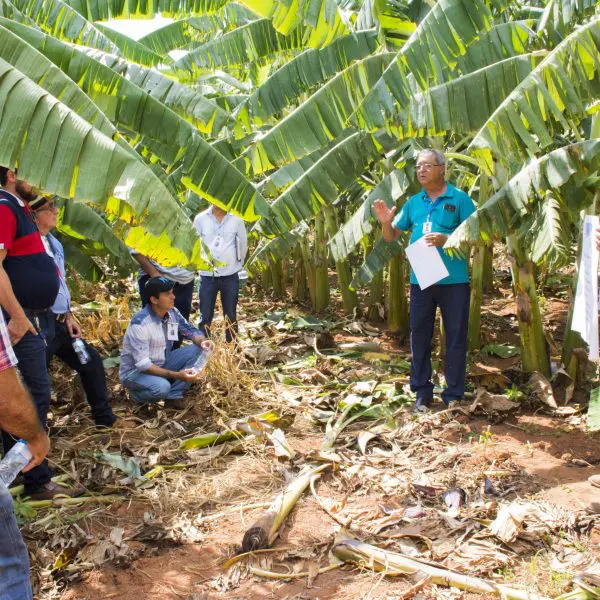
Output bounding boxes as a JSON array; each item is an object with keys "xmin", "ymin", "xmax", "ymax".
[{"xmin": 0, "ymin": 0, "xmax": 599, "ymax": 370}]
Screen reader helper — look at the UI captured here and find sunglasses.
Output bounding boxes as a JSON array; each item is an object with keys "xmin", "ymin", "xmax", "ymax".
[{"xmin": 35, "ymin": 201, "xmax": 57, "ymax": 212}]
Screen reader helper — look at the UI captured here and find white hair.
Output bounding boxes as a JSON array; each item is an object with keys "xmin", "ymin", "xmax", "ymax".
[{"xmin": 416, "ymin": 149, "xmax": 446, "ymax": 166}]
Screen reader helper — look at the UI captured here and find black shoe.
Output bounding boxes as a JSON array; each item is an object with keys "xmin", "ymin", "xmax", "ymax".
[
  {"xmin": 164, "ymin": 398, "xmax": 186, "ymax": 410},
  {"xmin": 94, "ymin": 413, "xmax": 118, "ymax": 428}
]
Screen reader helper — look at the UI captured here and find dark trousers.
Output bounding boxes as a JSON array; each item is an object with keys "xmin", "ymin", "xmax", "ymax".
[
  {"xmin": 198, "ymin": 274, "xmax": 239, "ymax": 342},
  {"xmin": 1, "ymin": 311, "xmax": 53, "ymax": 493},
  {"xmin": 409, "ymin": 283, "xmax": 470, "ymax": 406},
  {"xmin": 44, "ymin": 316, "xmax": 115, "ymax": 427}
]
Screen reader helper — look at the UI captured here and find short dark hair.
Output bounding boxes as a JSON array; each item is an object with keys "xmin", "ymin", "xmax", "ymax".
[
  {"xmin": 144, "ymin": 276, "xmax": 175, "ymax": 301},
  {"xmin": 0, "ymin": 167, "xmax": 10, "ymax": 187}
]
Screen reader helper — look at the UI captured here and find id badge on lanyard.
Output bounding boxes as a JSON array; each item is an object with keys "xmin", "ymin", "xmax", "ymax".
[
  {"xmin": 423, "ymin": 219, "xmax": 432, "ymax": 234},
  {"xmin": 167, "ymin": 322, "xmax": 179, "ymax": 341}
]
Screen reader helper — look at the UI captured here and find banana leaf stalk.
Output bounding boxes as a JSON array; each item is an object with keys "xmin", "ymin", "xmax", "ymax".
[
  {"xmin": 321, "ymin": 403, "xmax": 375, "ymax": 451},
  {"xmin": 242, "ymin": 464, "xmax": 330, "ymax": 552},
  {"xmin": 22, "ymin": 495, "xmax": 123, "ymax": 509},
  {"xmin": 332, "ymin": 538, "xmax": 551, "ymax": 600},
  {"xmin": 180, "ymin": 410, "xmax": 287, "ymax": 450}
]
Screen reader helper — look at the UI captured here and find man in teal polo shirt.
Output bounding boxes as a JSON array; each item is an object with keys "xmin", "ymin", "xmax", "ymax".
[{"xmin": 374, "ymin": 149, "xmax": 475, "ymax": 412}]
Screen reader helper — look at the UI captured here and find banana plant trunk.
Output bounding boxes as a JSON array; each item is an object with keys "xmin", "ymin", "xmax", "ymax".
[
  {"xmin": 314, "ymin": 213, "xmax": 330, "ymax": 311},
  {"xmin": 387, "ymin": 253, "xmax": 409, "ymax": 337},
  {"xmin": 482, "ymin": 246, "xmax": 494, "ymax": 292},
  {"xmin": 292, "ymin": 245, "xmax": 308, "ymax": 302},
  {"xmin": 468, "ymin": 173, "xmax": 491, "ymax": 352},
  {"xmin": 270, "ymin": 258, "xmax": 286, "ymax": 297},
  {"xmin": 323, "ymin": 206, "xmax": 358, "ymax": 315},
  {"xmin": 507, "ymin": 236, "xmax": 550, "ymax": 376},
  {"xmin": 299, "ymin": 236, "xmax": 317, "ymax": 309},
  {"xmin": 364, "ymin": 230, "xmax": 384, "ymax": 321},
  {"xmin": 468, "ymin": 245, "xmax": 487, "ymax": 352}
]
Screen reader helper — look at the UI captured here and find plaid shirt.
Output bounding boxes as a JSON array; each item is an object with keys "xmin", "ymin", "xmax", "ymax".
[
  {"xmin": 0, "ymin": 310, "xmax": 17, "ymax": 372},
  {"xmin": 119, "ymin": 305, "xmax": 201, "ymax": 380}
]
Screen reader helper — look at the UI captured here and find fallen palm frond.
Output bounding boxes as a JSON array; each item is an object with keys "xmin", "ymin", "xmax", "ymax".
[
  {"xmin": 180, "ymin": 410, "xmax": 292, "ymax": 450},
  {"xmin": 331, "ymin": 538, "xmax": 552, "ymax": 600},
  {"xmin": 241, "ymin": 464, "xmax": 330, "ymax": 552}
]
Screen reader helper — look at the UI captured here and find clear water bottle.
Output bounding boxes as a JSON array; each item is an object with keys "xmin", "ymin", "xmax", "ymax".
[
  {"xmin": 72, "ymin": 338, "xmax": 90, "ymax": 365},
  {"xmin": 0, "ymin": 440, "xmax": 32, "ymax": 487},
  {"xmin": 188, "ymin": 348, "xmax": 213, "ymax": 376},
  {"xmin": 238, "ymin": 269, "xmax": 248, "ymax": 292}
]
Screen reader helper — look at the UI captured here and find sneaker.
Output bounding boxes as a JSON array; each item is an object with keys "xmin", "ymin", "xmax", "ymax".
[
  {"xmin": 164, "ymin": 398, "xmax": 186, "ymax": 410},
  {"xmin": 412, "ymin": 404, "xmax": 431, "ymax": 415},
  {"xmin": 588, "ymin": 474, "xmax": 600, "ymax": 488},
  {"xmin": 26, "ymin": 481, "xmax": 85, "ymax": 501}
]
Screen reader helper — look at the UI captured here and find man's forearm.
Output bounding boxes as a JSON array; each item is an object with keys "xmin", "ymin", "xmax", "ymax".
[
  {"xmin": 142, "ymin": 364, "xmax": 184, "ymax": 380},
  {"xmin": 0, "ymin": 265, "xmax": 26, "ymax": 320},
  {"xmin": 0, "ymin": 367, "xmax": 44, "ymax": 441},
  {"xmin": 133, "ymin": 254, "xmax": 161, "ymax": 278},
  {"xmin": 381, "ymin": 222, "xmax": 399, "ymax": 242}
]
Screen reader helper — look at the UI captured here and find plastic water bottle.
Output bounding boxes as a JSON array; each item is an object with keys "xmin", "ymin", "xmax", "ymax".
[
  {"xmin": 0, "ymin": 440, "xmax": 33, "ymax": 487},
  {"xmin": 188, "ymin": 348, "xmax": 213, "ymax": 376},
  {"xmin": 238, "ymin": 269, "xmax": 248, "ymax": 292},
  {"xmin": 72, "ymin": 338, "xmax": 90, "ymax": 365}
]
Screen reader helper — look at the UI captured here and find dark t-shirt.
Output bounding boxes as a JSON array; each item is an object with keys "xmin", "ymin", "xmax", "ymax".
[{"xmin": 0, "ymin": 191, "xmax": 59, "ymax": 310}]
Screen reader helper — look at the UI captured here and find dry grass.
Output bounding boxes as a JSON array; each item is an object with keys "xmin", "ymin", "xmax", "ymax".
[
  {"xmin": 189, "ymin": 339, "xmax": 273, "ymax": 420},
  {"xmin": 80, "ymin": 294, "xmax": 132, "ymax": 350}
]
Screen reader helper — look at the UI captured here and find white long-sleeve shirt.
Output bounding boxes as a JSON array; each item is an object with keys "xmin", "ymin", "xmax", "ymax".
[{"xmin": 193, "ymin": 207, "xmax": 247, "ymax": 277}]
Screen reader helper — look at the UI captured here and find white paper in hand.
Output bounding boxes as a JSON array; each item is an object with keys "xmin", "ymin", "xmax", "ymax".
[
  {"xmin": 572, "ymin": 215, "xmax": 599, "ymax": 360},
  {"xmin": 405, "ymin": 237, "xmax": 449, "ymax": 290}
]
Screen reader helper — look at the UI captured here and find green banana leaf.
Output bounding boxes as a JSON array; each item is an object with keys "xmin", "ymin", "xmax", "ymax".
[
  {"xmin": 138, "ymin": 5, "xmax": 258, "ymax": 54},
  {"xmin": 447, "ymin": 139, "xmax": 600, "ymax": 247},
  {"xmin": 329, "ymin": 169, "xmax": 413, "ymax": 262},
  {"xmin": 170, "ymin": 18, "xmax": 306, "ymax": 81},
  {"xmin": 0, "ymin": 54, "xmax": 202, "ymax": 266},
  {"xmin": 56, "ymin": 198, "xmax": 137, "ymax": 274},
  {"xmin": 9, "ymin": 0, "xmax": 122, "ymax": 55},
  {"xmin": 61, "ymin": 0, "xmax": 229, "ymax": 20},
  {"xmin": 354, "ymin": 0, "xmax": 504, "ymax": 130},
  {"xmin": 237, "ymin": 53, "xmax": 395, "ymax": 175},
  {"xmin": 469, "ymin": 16, "xmax": 600, "ymax": 168},
  {"xmin": 96, "ymin": 22, "xmax": 167, "ymax": 66},
  {"xmin": 235, "ymin": 30, "xmax": 379, "ymax": 127},
  {"xmin": 258, "ymin": 131, "xmax": 382, "ymax": 236},
  {"xmin": 237, "ymin": 0, "xmax": 349, "ymax": 48},
  {"xmin": 246, "ymin": 223, "xmax": 309, "ymax": 275},
  {"xmin": 3, "ymin": 20, "xmax": 270, "ymax": 221},
  {"xmin": 389, "ymin": 53, "xmax": 545, "ymax": 136},
  {"xmin": 58, "ymin": 236, "xmax": 105, "ymax": 281},
  {"xmin": 75, "ymin": 45, "xmax": 230, "ymax": 135}
]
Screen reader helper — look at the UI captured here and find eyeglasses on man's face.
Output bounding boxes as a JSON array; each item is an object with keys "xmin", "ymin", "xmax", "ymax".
[
  {"xmin": 36, "ymin": 202, "xmax": 57, "ymax": 212},
  {"xmin": 416, "ymin": 163, "xmax": 443, "ymax": 171}
]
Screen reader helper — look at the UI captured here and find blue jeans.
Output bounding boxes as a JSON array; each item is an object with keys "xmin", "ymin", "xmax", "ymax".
[
  {"xmin": 409, "ymin": 283, "xmax": 470, "ymax": 406},
  {"xmin": 0, "ymin": 485, "xmax": 32, "ymax": 600},
  {"xmin": 198, "ymin": 273, "xmax": 239, "ymax": 342},
  {"xmin": 121, "ymin": 344, "xmax": 201, "ymax": 404},
  {"xmin": 1, "ymin": 311, "xmax": 52, "ymax": 494}
]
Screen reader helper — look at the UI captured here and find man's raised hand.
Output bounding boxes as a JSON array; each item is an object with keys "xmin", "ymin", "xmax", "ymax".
[{"xmin": 373, "ymin": 200, "xmax": 397, "ymax": 225}]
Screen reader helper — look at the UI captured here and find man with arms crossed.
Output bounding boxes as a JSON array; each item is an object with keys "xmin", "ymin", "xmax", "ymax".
[
  {"xmin": 0, "ymin": 309, "xmax": 50, "ymax": 600},
  {"xmin": 374, "ymin": 150, "xmax": 475, "ymax": 412}
]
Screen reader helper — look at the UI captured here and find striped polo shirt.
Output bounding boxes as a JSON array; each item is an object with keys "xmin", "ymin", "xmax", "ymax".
[{"xmin": 0, "ymin": 191, "xmax": 59, "ymax": 310}]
